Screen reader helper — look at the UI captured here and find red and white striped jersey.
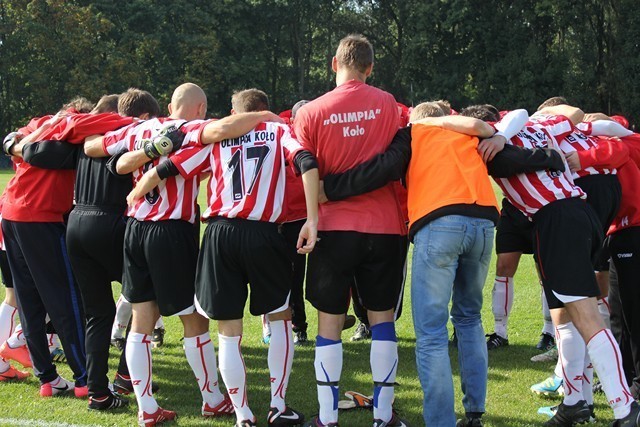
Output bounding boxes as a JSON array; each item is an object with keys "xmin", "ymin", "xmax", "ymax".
[
  {"xmin": 102, "ymin": 118, "xmax": 210, "ymax": 223},
  {"xmin": 531, "ymin": 115, "xmax": 615, "ymax": 178},
  {"xmin": 494, "ymin": 114, "xmax": 585, "ymax": 217},
  {"xmin": 172, "ymin": 121, "xmax": 303, "ymax": 223}
]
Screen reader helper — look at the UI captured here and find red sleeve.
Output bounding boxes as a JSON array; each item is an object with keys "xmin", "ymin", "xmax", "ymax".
[
  {"xmin": 530, "ymin": 114, "xmax": 574, "ymax": 142},
  {"xmin": 621, "ymin": 135, "xmax": 640, "ymax": 168},
  {"xmin": 293, "ymin": 110, "xmax": 314, "ymax": 155},
  {"xmin": 576, "ymin": 137, "xmax": 630, "ymax": 170},
  {"xmin": 18, "ymin": 116, "xmax": 52, "ymax": 136},
  {"xmin": 64, "ymin": 113, "xmax": 135, "ymax": 143}
]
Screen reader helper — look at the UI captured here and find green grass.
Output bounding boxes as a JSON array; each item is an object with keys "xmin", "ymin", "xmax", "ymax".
[{"xmin": 0, "ymin": 169, "xmax": 612, "ymax": 426}]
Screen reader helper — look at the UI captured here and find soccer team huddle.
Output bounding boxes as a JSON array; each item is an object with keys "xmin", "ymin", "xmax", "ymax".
[{"xmin": 0, "ymin": 33, "xmax": 639, "ymax": 427}]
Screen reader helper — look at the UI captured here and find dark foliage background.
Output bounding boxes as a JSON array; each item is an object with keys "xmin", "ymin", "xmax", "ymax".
[{"xmin": 1, "ymin": 0, "xmax": 639, "ymax": 139}]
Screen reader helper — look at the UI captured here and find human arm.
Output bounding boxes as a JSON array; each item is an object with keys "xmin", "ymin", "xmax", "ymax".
[
  {"xmin": 20, "ymin": 140, "xmax": 79, "ymax": 169},
  {"xmin": 413, "ymin": 115, "xmax": 494, "ymax": 138},
  {"xmin": 537, "ymin": 105, "xmax": 585, "ymax": 125},
  {"xmin": 6, "ymin": 113, "xmax": 67, "ymax": 157},
  {"xmin": 126, "ymin": 167, "xmax": 163, "ymax": 208},
  {"xmin": 321, "ymin": 126, "xmax": 412, "ymax": 202},
  {"xmin": 116, "ymin": 149, "xmax": 154, "ymax": 175},
  {"xmin": 297, "ymin": 167, "xmax": 319, "ymax": 254},
  {"xmin": 569, "ymin": 137, "xmax": 630, "ymax": 173},
  {"xmin": 584, "ymin": 120, "xmax": 633, "ymax": 138},
  {"xmin": 200, "ymin": 111, "xmax": 284, "ymax": 144},
  {"xmin": 477, "ymin": 109, "xmax": 529, "ymax": 162},
  {"xmin": 84, "ymin": 135, "xmax": 106, "ymax": 157},
  {"xmin": 486, "ymin": 145, "xmax": 566, "ymax": 178}
]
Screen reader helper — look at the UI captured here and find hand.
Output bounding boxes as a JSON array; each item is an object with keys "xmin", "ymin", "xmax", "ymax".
[
  {"xmin": 262, "ymin": 111, "xmax": 286, "ymax": 124},
  {"xmin": 478, "ymin": 134, "xmax": 506, "ymax": 163},
  {"xmin": 143, "ymin": 135, "xmax": 173, "ymax": 159},
  {"xmin": 564, "ymin": 151, "xmax": 581, "ymax": 172},
  {"xmin": 296, "ymin": 220, "xmax": 318, "ymax": 254},
  {"xmin": 159, "ymin": 124, "xmax": 187, "ymax": 152},
  {"xmin": 318, "ymin": 181, "xmax": 328, "ymax": 204},
  {"xmin": 126, "ymin": 188, "xmax": 141, "ymax": 208},
  {"xmin": 583, "ymin": 112, "xmax": 610, "ymax": 122}
]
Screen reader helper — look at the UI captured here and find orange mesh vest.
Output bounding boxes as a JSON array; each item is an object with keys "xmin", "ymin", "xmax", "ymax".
[{"xmin": 406, "ymin": 125, "xmax": 499, "ymax": 228}]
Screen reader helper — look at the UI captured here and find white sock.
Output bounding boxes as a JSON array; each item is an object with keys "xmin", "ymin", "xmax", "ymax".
[
  {"xmin": 556, "ymin": 323, "xmax": 585, "ymax": 405},
  {"xmin": 554, "ymin": 352, "xmax": 563, "ymax": 379},
  {"xmin": 583, "ymin": 353, "xmax": 594, "ymax": 406},
  {"xmin": 112, "ymin": 295, "xmax": 132, "ymax": 340},
  {"xmin": 154, "ymin": 317, "xmax": 164, "ymax": 330},
  {"xmin": 47, "ymin": 334, "xmax": 60, "ymax": 351},
  {"xmin": 0, "ymin": 302, "xmax": 18, "ymax": 344},
  {"xmin": 125, "ymin": 332, "xmax": 158, "ymax": 414},
  {"xmin": 268, "ymin": 319, "xmax": 294, "ymax": 412},
  {"xmin": 587, "ymin": 329, "xmax": 634, "ymax": 419},
  {"xmin": 315, "ymin": 337, "xmax": 342, "ymax": 425},
  {"xmin": 219, "ymin": 334, "xmax": 253, "ymax": 422},
  {"xmin": 598, "ymin": 298, "xmax": 611, "ymax": 329},
  {"xmin": 492, "ymin": 276, "xmax": 514, "ymax": 339},
  {"xmin": 7, "ymin": 324, "xmax": 25, "ymax": 348},
  {"xmin": 370, "ymin": 323, "xmax": 398, "ymax": 423},
  {"xmin": 541, "ymin": 290, "xmax": 554, "ymax": 336},
  {"xmin": 183, "ymin": 332, "xmax": 224, "ymax": 407}
]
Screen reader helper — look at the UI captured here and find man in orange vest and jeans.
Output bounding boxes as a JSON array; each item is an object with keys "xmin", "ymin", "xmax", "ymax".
[{"xmin": 320, "ymin": 105, "xmax": 565, "ymax": 426}]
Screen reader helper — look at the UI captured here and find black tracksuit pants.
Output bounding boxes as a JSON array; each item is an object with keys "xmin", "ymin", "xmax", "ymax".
[
  {"xmin": 66, "ymin": 209, "xmax": 129, "ymax": 398},
  {"xmin": 2, "ymin": 220, "xmax": 87, "ymax": 385}
]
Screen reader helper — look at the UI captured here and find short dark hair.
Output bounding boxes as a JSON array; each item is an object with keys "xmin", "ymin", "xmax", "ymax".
[
  {"xmin": 118, "ymin": 88, "xmax": 161, "ymax": 118},
  {"xmin": 231, "ymin": 88, "xmax": 269, "ymax": 113},
  {"xmin": 336, "ymin": 34, "xmax": 373, "ymax": 73},
  {"xmin": 62, "ymin": 97, "xmax": 94, "ymax": 113},
  {"xmin": 537, "ymin": 96, "xmax": 568, "ymax": 111},
  {"xmin": 91, "ymin": 94, "xmax": 119, "ymax": 114},
  {"xmin": 410, "ymin": 102, "xmax": 445, "ymax": 122},
  {"xmin": 460, "ymin": 104, "xmax": 500, "ymax": 122}
]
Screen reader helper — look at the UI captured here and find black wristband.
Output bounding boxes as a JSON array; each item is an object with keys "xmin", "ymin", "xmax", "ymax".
[{"xmin": 157, "ymin": 159, "xmax": 180, "ymax": 179}]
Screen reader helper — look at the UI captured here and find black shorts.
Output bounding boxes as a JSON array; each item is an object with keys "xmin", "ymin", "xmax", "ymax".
[
  {"xmin": 122, "ymin": 219, "xmax": 198, "ymax": 316},
  {"xmin": 306, "ymin": 231, "xmax": 408, "ymax": 315},
  {"xmin": 533, "ymin": 198, "xmax": 602, "ymax": 309},
  {"xmin": 495, "ymin": 198, "xmax": 534, "ymax": 254},
  {"xmin": 195, "ymin": 217, "xmax": 293, "ymax": 320},
  {"xmin": 0, "ymin": 250, "xmax": 13, "ymax": 288},
  {"xmin": 66, "ymin": 209, "xmax": 127, "ymax": 286},
  {"xmin": 575, "ymin": 174, "xmax": 621, "ymax": 271}
]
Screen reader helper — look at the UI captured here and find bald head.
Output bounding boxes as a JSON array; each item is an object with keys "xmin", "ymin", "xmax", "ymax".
[{"xmin": 169, "ymin": 83, "xmax": 207, "ymax": 120}]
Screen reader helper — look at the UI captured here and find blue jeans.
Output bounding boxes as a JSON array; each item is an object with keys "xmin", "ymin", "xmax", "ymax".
[{"xmin": 411, "ymin": 215, "xmax": 494, "ymax": 426}]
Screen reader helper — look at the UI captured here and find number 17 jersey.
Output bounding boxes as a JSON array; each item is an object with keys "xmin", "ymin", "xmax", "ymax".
[{"xmin": 173, "ymin": 121, "xmax": 303, "ymax": 223}]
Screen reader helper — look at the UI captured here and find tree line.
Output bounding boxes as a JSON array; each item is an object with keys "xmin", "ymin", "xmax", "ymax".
[{"xmin": 1, "ymin": 0, "xmax": 639, "ymax": 141}]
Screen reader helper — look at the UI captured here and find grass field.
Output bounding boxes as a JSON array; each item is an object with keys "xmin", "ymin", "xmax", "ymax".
[{"xmin": 0, "ymin": 169, "xmax": 613, "ymax": 426}]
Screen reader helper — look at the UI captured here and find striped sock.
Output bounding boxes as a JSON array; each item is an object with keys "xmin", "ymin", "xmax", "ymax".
[
  {"xmin": 125, "ymin": 332, "xmax": 158, "ymax": 414},
  {"xmin": 268, "ymin": 319, "xmax": 294, "ymax": 412},
  {"xmin": 184, "ymin": 332, "xmax": 224, "ymax": 407},
  {"xmin": 219, "ymin": 334, "xmax": 253, "ymax": 422}
]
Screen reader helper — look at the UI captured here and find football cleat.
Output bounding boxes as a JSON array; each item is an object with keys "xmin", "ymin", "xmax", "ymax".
[
  {"xmin": 304, "ymin": 415, "xmax": 339, "ymax": 426},
  {"xmin": 267, "ymin": 406, "xmax": 305, "ymax": 426},
  {"xmin": 536, "ymin": 333, "xmax": 556, "ymax": 351},
  {"xmin": 74, "ymin": 385, "xmax": 89, "ymax": 398},
  {"xmin": 0, "ymin": 365, "xmax": 30, "ymax": 381},
  {"xmin": 138, "ymin": 406, "xmax": 177, "ymax": 426},
  {"xmin": 538, "ymin": 403, "xmax": 596, "ymax": 423},
  {"xmin": 542, "ymin": 400, "xmax": 590, "ymax": 426},
  {"xmin": 236, "ymin": 418, "xmax": 258, "ymax": 427},
  {"xmin": 531, "ymin": 347, "xmax": 559, "ymax": 363},
  {"xmin": 294, "ymin": 330, "xmax": 309, "ymax": 345},
  {"xmin": 40, "ymin": 376, "xmax": 74, "ymax": 397},
  {"xmin": 338, "ymin": 391, "xmax": 373, "ymax": 410},
  {"xmin": 88, "ymin": 392, "xmax": 129, "ymax": 411},
  {"xmin": 611, "ymin": 401, "xmax": 640, "ymax": 427},
  {"xmin": 202, "ymin": 393, "xmax": 235, "ymax": 417},
  {"xmin": 486, "ymin": 333, "xmax": 509, "ymax": 350},
  {"xmin": 531, "ymin": 375, "xmax": 564, "ymax": 397},
  {"xmin": 373, "ymin": 413, "xmax": 409, "ymax": 426},
  {"xmin": 0, "ymin": 342, "xmax": 32, "ymax": 368},
  {"xmin": 151, "ymin": 328, "xmax": 165, "ymax": 348},
  {"xmin": 351, "ymin": 322, "xmax": 371, "ymax": 342},
  {"xmin": 456, "ymin": 417, "xmax": 483, "ymax": 427},
  {"xmin": 343, "ymin": 315, "xmax": 356, "ymax": 331},
  {"xmin": 50, "ymin": 347, "xmax": 66, "ymax": 363},
  {"xmin": 113, "ymin": 372, "xmax": 159, "ymax": 395}
]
